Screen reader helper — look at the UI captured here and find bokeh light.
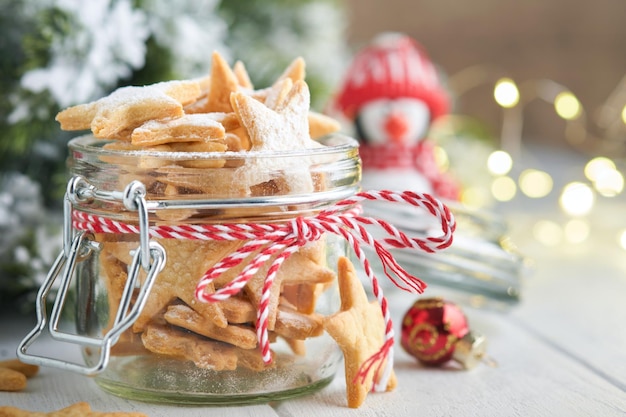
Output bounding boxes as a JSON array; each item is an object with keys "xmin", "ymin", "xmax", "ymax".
[
  {"xmin": 460, "ymin": 186, "xmax": 491, "ymax": 209},
  {"xmin": 584, "ymin": 157, "xmax": 616, "ymax": 182},
  {"xmin": 564, "ymin": 219, "xmax": 590, "ymax": 244},
  {"xmin": 621, "ymin": 105, "xmax": 626, "ymax": 124},
  {"xmin": 519, "ymin": 169, "xmax": 553, "ymax": 198},
  {"xmin": 533, "ymin": 220, "xmax": 563, "ymax": 246},
  {"xmin": 619, "ymin": 230, "xmax": 626, "ymax": 250},
  {"xmin": 554, "ymin": 91, "xmax": 582, "ymax": 120},
  {"xmin": 583, "ymin": 157, "xmax": 623, "ymax": 197},
  {"xmin": 593, "ymin": 168, "xmax": 624, "ymax": 197},
  {"xmin": 487, "ymin": 150, "xmax": 513, "ymax": 175},
  {"xmin": 494, "ymin": 78, "xmax": 520, "ymax": 108},
  {"xmin": 433, "ymin": 146, "xmax": 450, "ymax": 171},
  {"xmin": 559, "ymin": 182, "xmax": 594, "ymax": 216},
  {"xmin": 491, "ymin": 176, "xmax": 517, "ymax": 201}
]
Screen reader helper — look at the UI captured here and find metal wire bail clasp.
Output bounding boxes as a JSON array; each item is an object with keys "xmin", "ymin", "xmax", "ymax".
[{"xmin": 17, "ymin": 176, "xmax": 166, "ymax": 375}]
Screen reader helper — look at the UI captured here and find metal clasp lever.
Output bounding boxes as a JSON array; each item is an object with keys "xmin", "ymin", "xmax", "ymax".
[{"xmin": 17, "ymin": 177, "xmax": 166, "ymax": 376}]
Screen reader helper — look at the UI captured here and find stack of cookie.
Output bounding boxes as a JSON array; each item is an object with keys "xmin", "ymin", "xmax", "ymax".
[{"xmin": 56, "ymin": 52, "xmax": 392, "ymax": 407}]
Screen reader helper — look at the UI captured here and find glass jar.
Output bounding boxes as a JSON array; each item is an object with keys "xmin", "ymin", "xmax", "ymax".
[
  {"xmin": 21, "ymin": 133, "xmax": 360, "ymax": 405},
  {"xmin": 362, "ymin": 199, "xmax": 528, "ymax": 307}
]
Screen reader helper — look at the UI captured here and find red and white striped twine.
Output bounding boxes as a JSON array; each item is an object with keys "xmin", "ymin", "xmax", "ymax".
[{"xmin": 72, "ymin": 190, "xmax": 455, "ymax": 390}]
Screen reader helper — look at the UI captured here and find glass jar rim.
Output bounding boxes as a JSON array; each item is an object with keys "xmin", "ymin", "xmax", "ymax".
[
  {"xmin": 68, "ymin": 133, "xmax": 360, "ymax": 160},
  {"xmin": 67, "ymin": 132, "xmax": 362, "ymax": 218}
]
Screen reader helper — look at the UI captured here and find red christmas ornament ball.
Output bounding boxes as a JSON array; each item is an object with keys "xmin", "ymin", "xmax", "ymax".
[{"xmin": 401, "ymin": 297, "xmax": 485, "ymax": 368}]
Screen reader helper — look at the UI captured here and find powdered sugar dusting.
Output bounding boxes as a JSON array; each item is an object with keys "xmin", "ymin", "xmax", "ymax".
[
  {"xmin": 96, "ymin": 84, "xmax": 182, "ymax": 111},
  {"xmin": 136, "ymin": 114, "xmax": 224, "ymax": 131},
  {"xmin": 231, "ymin": 81, "xmax": 322, "ymax": 195}
]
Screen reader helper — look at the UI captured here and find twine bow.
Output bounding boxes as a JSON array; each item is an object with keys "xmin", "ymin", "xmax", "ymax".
[{"xmin": 72, "ymin": 190, "xmax": 455, "ymax": 391}]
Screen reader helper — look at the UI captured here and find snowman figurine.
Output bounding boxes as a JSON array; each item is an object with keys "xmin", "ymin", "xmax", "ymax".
[{"xmin": 333, "ymin": 33, "xmax": 460, "ymax": 201}]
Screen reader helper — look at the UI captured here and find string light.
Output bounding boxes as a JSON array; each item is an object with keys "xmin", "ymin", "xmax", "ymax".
[
  {"xmin": 519, "ymin": 169, "xmax": 553, "ymax": 198},
  {"xmin": 584, "ymin": 157, "xmax": 616, "ymax": 181},
  {"xmin": 433, "ymin": 146, "xmax": 451, "ymax": 172},
  {"xmin": 493, "ymin": 78, "xmax": 520, "ymax": 108},
  {"xmin": 491, "ymin": 176, "xmax": 517, "ymax": 201},
  {"xmin": 559, "ymin": 182, "xmax": 595, "ymax": 216},
  {"xmin": 449, "ymin": 65, "xmax": 626, "ymax": 155},
  {"xmin": 582, "ymin": 157, "xmax": 624, "ymax": 197},
  {"xmin": 554, "ymin": 91, "xmax": 582, "ymax": 120},
  {"xmin": 619, "ymin": 230, "xmax": 626, "ymax": 250},
  {"xmin": 447, "ymin": 66, "xmax": 626, "ymax": 249},
  {"xmin": 460, "ymin": 186, "xmax": 491, "ymax": 209},
  {"xmin": 593, "ymin": 168, "xmax": 624, "ymax": 197},
  {"xmin": 532, "ymin": 220, "xmax": 563, "ymax": 246},
  {"xmin": 487, "ymin": 150, "xmax": 513, "ymax": 175},
  {"xmin": 564, "ymin": 219, "xmax": 590, "ymax": 244}
]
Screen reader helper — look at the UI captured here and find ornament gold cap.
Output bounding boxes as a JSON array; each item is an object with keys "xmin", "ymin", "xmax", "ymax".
[{"xmin": 452, "ymin": 332, "xmax": 488, "ymax": 369}]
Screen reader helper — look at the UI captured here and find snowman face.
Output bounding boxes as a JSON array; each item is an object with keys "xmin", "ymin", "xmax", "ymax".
[{"xmin": 358, "ymin": 98, "xmax": 431, "ymax": 146}]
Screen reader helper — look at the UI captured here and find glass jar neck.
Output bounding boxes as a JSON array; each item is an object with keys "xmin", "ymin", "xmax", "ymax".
[{"xmin": 67, "ymin": 134, "xmax": 361, "ymax": 223}]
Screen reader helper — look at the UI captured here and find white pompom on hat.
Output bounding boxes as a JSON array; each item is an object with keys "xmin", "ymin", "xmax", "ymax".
[{"xmin": 334, "ymin": 33, "xmax": 449, "ymax": 121}]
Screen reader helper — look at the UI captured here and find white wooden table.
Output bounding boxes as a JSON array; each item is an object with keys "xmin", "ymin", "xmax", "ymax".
[{"xmin": 2, "ymin": 148, "xmax": 626, "ymax": 416}]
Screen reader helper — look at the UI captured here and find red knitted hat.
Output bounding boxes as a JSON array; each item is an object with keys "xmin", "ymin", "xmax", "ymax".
[{"xmin": 334, "ymin": 33, "xmax": 449, "ymax": 120}]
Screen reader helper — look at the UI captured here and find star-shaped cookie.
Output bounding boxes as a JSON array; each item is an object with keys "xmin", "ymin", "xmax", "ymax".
[
  {"xmin": 233, "ymin": 60, "xmax": 254, "ymax": 90},
  {"xmin": 323, "ymin": 256, "xmax": 397, "ymax": 408},
  {"xmin": 115, "ymin": 238, "xmax": 242, "ymax": 332},
  {"xmin": 230, "ymin": 79, "xmax": 319, "ymax": 152},
  {"xmin": 204, "ymin": 51, "xmax": 241, "ymax": 113},
  {"xmin": 211, "ymin": 249, "xmax": 333, "ymax": 331},
  {"xmin": 229, "ymin": 79, "xmax": 322, "ymax": 194},
  {"xmin": 278, "ymin": 56, "xmax": 306, "ymax": 84},
  {"xmin": 55, "ymin": 80, "xmax": 202, "ymax": 140},
  {"xmin": 130, "ymin": 113, "xmax": 226, "ymax": 146}
]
